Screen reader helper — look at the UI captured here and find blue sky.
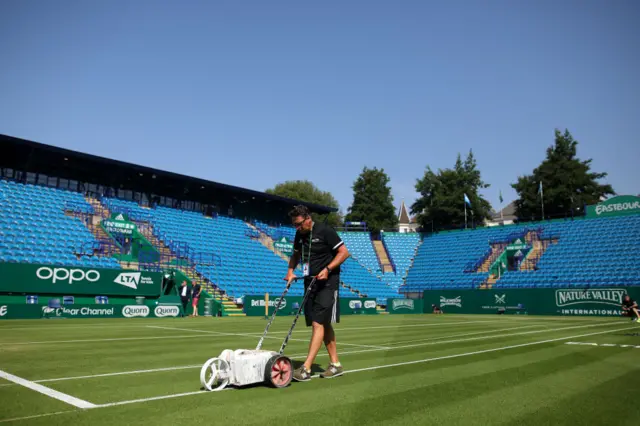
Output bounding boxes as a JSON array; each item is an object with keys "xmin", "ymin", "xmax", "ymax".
[{"xmin": 1, "ymin": 0, "xmax": 638, "ymax": 217}]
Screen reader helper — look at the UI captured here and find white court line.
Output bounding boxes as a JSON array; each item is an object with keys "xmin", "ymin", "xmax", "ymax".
[
  {"xmin": 266, "ymin": 319, "xmax": 511, "ymax": 333},
  {"xmin": 1, "ymin": 335, "xmax": 226, "ymax": 346},
  {"xmin": 308, "ymin": 325, "xmax": 638, "ymax": 378},
  {"xmin": 0, "ymin": 322, "xmax": 631, "ymax": 417},
  {"xmin": 565, "ymin": 342, "xmax": 640, "ymax": 348},
  {"xmin": 37, "ymin": 365, "xmax": 202, "ymax": 383},
  {"xmin": 0, "ymin": 315, "xmax": 609, "ymax": 332},
  {"xmin": 0, "ymin": 325, "xmax": 550, "ymax": 389},
  {"xmin": 381, "ymin": 323, "xmax": 545, "ymax": 346},
  {"xmin": 146, "ymin": 325, "xmax": 391, "ymax": 350},
  {"xmin": 0, "ymin": 321, "xmax": 620, "ymax": 389},
  {"xmin": 91, "ymin": 324, "xmax": 637, "ymax": 408},
  {"xmin": 315, "ymin": 321, "xmax": 621, "ymax": 358},
  {"xmin": 0, "ymin": 411, "xmax": 77, "ymax": 424},
  {"xmin": 0, "ymin": 325, "xmax": 555, "ymax": 388},
  {"xmin": 95, "ymin": 390, "xmax": 210, "ymax": 408},
  {"xmin": 0, "ymin": 324, "xmax": 153, "ymax": 331},
  {"xmin": 263, "ymin": 317, "xmax": 613, "ymax": 334},
  {"xmin": 0, "ymin": 365, "xmax": 202, "ymax": 389},
  {"xmin": 0, "ymin": 370, "xmax": 97, "ymax": 409}
]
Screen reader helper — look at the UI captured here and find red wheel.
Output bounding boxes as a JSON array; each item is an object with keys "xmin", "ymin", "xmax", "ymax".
[{"xmin": 265, "ymin": 355, "xmax": 292, "ymax": 388}]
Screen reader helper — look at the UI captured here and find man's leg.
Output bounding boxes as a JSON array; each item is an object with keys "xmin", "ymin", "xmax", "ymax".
[
  {"xmin": 293, "ymin": 286, "xmax": 317, "ymax": 381},
  {"xmin": 324, "ymin": 323, "xmax": 339, "ymax": 364},
  {"xmin": 319, "ymin": 280, "xmax": 343, "ymax": 378},
  {"xmin": 303, "ymin": 321, "xmax": 325, "ymax": 371}
]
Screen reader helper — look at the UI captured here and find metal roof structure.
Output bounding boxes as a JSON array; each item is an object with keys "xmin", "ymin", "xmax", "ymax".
[{"xmin": 0, "ymin": 133, "xmax": 337, "ymax": 219}]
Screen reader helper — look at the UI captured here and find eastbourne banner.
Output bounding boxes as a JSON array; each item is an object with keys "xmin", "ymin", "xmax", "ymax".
[
  {"xmin": 0, "ymin": 263, "xmax": 163, "ymax": 297},
  {"xmin": 586, "ymin": 195, "xmax": 640, "ymax": 218}
]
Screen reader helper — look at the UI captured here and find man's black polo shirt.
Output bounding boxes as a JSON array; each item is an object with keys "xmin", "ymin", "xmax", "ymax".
[{"xmin": 293, "ymin": 222, "xmax": 344, "ymax": 277}]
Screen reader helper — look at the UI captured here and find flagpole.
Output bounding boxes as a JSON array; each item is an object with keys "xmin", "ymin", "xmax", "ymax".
[
  {"xmin": 464, "ymin": 202, "xmax": 467, "ymax": 229},
  {"xmin": 540, "ymin": 182, "xmax": 545, "ymax": 220}
]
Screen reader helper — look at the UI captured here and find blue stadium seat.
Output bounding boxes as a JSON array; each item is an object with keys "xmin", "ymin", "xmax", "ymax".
[{"xmin": 0, "ymin": 179, "xmax": 120, "ymax": 269}]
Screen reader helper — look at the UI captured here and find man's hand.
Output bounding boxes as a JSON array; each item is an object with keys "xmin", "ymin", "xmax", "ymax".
[
  {"xmin": 316, "ymin": 267, "xmax": 329, "ymax": 281},
  {"xmin": 284, "ymin": 270, "xmax": 297, "ymax": 286}
]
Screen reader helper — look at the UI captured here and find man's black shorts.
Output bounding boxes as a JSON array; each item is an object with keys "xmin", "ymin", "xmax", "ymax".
[{"xmin": 303, "ymin": 274, "xmax": 340, "ymax": 327}]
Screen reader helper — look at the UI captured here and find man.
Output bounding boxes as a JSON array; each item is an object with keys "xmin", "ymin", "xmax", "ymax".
[
  {"xmin": 621, "ymin": 295, "xmax": 639, "ymax": 322},
  {"xmin": 284, "ymin": 205, "xmax": 350, "ymax": 381},
  {"xmin": 179, "ymin": 280, "xmax": 191, "ymax": 318}
]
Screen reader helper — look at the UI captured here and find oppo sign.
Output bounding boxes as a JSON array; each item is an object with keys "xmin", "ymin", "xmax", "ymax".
[{"xmin": 36, "ymin": 267, "xmax": 101, "ymax": 284}]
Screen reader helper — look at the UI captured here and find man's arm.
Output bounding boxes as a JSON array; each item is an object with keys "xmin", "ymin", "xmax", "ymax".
[
  {"xmin": 285, "ymin": 231, "xmax": 302, "ymax": 281},
  {"xmin": 317, "ymin": 226, "xmax": 350, "ymax": 279},
  {"xmin": 288, "ymin": 250, "xmax": 301, "ymax": 274},
  {"xmin": 326, "ymin": 244, "xmax": 350, "ymax": 272}
]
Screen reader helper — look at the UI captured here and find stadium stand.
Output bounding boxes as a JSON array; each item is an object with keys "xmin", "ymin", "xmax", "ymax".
[
  {"xmin": 338, "ymin": 232, "xmax": 382, "ymax": 275},
  {"xmin": 253, "ymin": 220, "xmax": 296, "ymax": 241},
  {"xmin": 340, "ymin": 257, "xmax": 397, "ymax": 303},
  {"xmin": 403, "ymin": 215, "xmax": 640, "ymax": 293},
  {"xmin": 146, "ymin": 205, "xmax": 304, "ymax": 300},
  {"xmin": 95, "ymin": 198, "xmax": 402, "ymax": 302},
  {"xmin": 380, "ymin": 232, "xmax": 421, "ymax": 288},
  {"xmin": 0, "ymin": 179, "xmax": 121, "ymax": 268},
  {"xmin": 101, "ymin": 197, "xmax": 154, "ymax": 222},
  {"xmin": 495, "ymin": 215, "xmax": 640, "ymax": 288},
  {"xmin": 4, "ymin": 133, "xmax": 639, "ymax": 312}
]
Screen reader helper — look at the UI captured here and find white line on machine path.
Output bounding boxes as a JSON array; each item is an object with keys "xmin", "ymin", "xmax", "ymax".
[
  {"xmin": 146, "ymin": 325, "xmax": 392, "ymax": 349},
  {"xmin": 309, "ymin": 325, "xmax": 638, "ymax": 378},
  {"xmin": 0, "ymin": 318, "xmax": 613, "ymax": 347},
  {"xmin": 266, "ymin": 319, "xmax": 529, "ymax": 333},
  {"xmin": 0, "ymin": 411, "xmax": 77, "ymax": 424},
  {"xmin": 323, "ymin": 321, "xmax": 622, "ymax": 358},
  {"xmin": 0, "ymin": 324, "xmax": 543, "ymax": 388},
  {"xmin": 0, "ymin": 323, "xmax": 633, "ymax": 421},
  {"xmin": 380, "ymin": 323, "xmax": 544, "ymax": 346},
  {"xmin": 0, "ymin": 316, "xmax": 610, "ymax": 334},
  {"xmin": 0, "ymin": 370, "xmax": 97, "ymax": 409},
  {"xmin": 565, "ymin": 341, "xmax": 640, "ymax": 348},
  {"xmin": 1, "ymin": 334, "xmax": 224, "ymax": 346},
  {"xmin": 92, "ymin": 324, "xmax": 637, "ymax": 408},
  {"xmin": 0, "ymin": 321, "xmax": 623, "ymax": 390}
]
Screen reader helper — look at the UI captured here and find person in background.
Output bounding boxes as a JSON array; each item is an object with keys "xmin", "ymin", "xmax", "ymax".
[
  {"xmin": 179, "ymin": 280, "xmax": 190, "ymax": 317},
  {"xmin": 191, "ymin": 281, "xmax": 202, "ymax": 317},
  {"xmin": 621, "ymin": 295, "xmax": 639, "ymax": 322}
]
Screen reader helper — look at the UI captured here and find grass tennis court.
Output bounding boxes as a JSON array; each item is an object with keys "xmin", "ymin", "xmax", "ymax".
[{"xmin": 1, "ymin": 314, "xmax": 639, "ymax": 425}]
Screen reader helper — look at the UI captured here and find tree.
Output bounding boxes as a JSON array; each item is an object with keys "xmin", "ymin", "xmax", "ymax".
[
  {"xmin": 265, "ymin": 180, "xmax": 342, "ymax": 227},
  {"xmin": 511, "ymin": 129, "xmax": 615, "ymax": 220},
  {"xmin": 344, "ymin": 167, "xmax": 397, "ymax": 233},
  {"xmin": 411, "ymin": 150, "xmax": 492, "ymax": 230}
]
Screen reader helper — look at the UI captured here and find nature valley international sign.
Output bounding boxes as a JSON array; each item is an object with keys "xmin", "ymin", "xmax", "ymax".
[
  {"xmin": 387, "ymin": 298, "xmax": 424, "ymax": 314},
  {"xmin": 555, "ymin": 288, "xmax": 627, "ymax": 308},
  {"xmin": 586, "ymin": 195, "xmax": 640, "ymax": 218}
]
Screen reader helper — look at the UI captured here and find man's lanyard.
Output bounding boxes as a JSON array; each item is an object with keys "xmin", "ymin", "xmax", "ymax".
[{"xmin": 300, "ymin": 222, "xmax": 313, "ymax": 276}]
